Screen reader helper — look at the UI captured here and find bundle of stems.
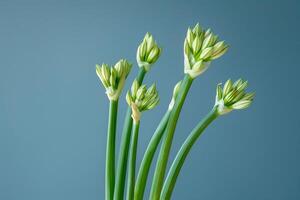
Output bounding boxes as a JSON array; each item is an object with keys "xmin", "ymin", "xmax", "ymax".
[{"xmin": 96, "ymin": 23, "xmax": 254, "ymax": 200}]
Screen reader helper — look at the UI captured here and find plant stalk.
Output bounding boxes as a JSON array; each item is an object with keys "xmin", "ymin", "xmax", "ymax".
[
  {"xmin": 126, "ymin": 122, "xmax": 140, "ymax": 200},
  {"xmin": 114, "ymin": 68, "xmax": 146, "ymax": 200},
  {"xmin": 134, "ymin": 110, "xmax": 171, "ymax": 200},
  {"xmin": 150, "ymin": 74, "xmax": 193, "ymax": 200},
  {"xmin": 161, "ymin": 107, "xmax": 219, "ymax": 200},
  {"xmin": 106, "ymin": 100, "xmax": 118, "ymax": 200}
]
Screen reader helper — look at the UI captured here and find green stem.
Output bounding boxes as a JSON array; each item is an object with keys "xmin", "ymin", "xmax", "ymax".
[
  {"xmin": 161, "ymin": 107, "xmax": 219, "ymax": 200},
  {"xmin": 134, "ymin": 110, "xmax": 171, "ymax": 200},
  {"xmin": 114, "ymin": 68, "xmax": 146, "ymax": 200},
  {"xmin": 126, "ymin": 122, "xmax": 140, "ymax": 200},
  {"xmin": 106, "ymin": 100, "xmax": 118, "ymax": 200},
  {"xmin": 150, "ymin": 74, "xmax": 193, "ymax": 200}
]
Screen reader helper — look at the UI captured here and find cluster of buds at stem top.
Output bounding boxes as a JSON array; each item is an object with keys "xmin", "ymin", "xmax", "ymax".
[
  {"xmin": 215, "ymin": 79, "xmax": 255, "ymax": 115},
  {"xmin": 168, "ymin": 81, "xmax": 182, "ymax": 110},
  {"xmin": 136, "ymin": 33, "xmax": 161, "ymax": 72},
  {"xmin": 126, "ymin": 80, "xmax": 160, "ymax": 123},
  {"xmin": 96, "ymin": 59, "xmax": 132, "ymax": 101},
  {"xmin": 184, "ymin": 23, "xmax": 229, "ymax": 79}
]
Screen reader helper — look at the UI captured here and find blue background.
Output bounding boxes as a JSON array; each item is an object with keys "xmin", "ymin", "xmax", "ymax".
[{"xmin": 1, "ymin": 0, "xmax": 299, "ymax": 199}]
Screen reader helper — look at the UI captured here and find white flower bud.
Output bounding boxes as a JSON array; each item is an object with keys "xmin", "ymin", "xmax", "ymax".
[
  {"xmin": 223, "ymin": 79, "xmax": 232, "ymax": 95},
  {"xmin": 147, "ymin": 46, "xmax": 160, "ymax": 63},
  {"xmin": 193, "ymin": 23, "xmax": 202, "ymax": 35},
  {"xmin": 231, "ymin": 100, "xmax": 252, "ymax": 109},
  {"xmin": 201, "ymin": 33, "xmax": 214, "ymax": 50},
  {"xmin": 131, "ymin": 80, "xmax": 139, "ymax": 99},
  {"xmin": 192, "ymin": 36, "xmax": 201, "ymax": 53},
  {"xmin": 199, "ymin": 47, "xmax": 213, "ymax": 60},
  {"xmin": 186, "ymin": 28, "xmax": 194, "ymax": 46}
]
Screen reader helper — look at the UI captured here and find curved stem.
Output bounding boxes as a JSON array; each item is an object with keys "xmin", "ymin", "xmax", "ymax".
[
  {"xmin": 150, "ymin": 74, "xmax": 193, "ymax": 200},
  {"xmin": 106, "ymin": 100, "xmax": 118, "ymax": 200},
  {"xmin": 126, "ymin": 122, "xmax": 140, "ymax": 200},
  {"xmin": 134, "ymin": 110, "xmax": 171, "ymax": 200},
  {"xmin": 161, "ymin": 107, "xmax": 219, "ymax": 200},
  {"xmin": 114, "ymin": 68, "xmax": 146, "ymax": 200}
]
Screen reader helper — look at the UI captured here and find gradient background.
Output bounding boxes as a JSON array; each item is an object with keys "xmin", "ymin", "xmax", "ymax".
[{"xmin": 1, "ymin": 0, "xmax": 300, "ymax": 199}]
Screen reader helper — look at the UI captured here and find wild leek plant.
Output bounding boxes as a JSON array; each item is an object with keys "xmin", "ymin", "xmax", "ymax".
[
  {"xmin": 96, "ymin": 59, "xmax": 132, "ymax": 200},
  {"xmin": 96, "ymin": 23, "xmax": 254, "ymax": 200},
  {"xmin": 125, "ymin": 80, "xmax": 160, "ymax": 200}
]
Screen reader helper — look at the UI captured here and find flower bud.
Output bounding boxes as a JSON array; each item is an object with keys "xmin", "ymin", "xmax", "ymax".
[
  {"xmin": 136, "ymin": 33, "xmax": 161, "ymax": 72},
  {"xmin": 215, "ymin": 79, "xmax": 254, "ymax": 115},
  {"xmin": 211, "ymin": 41, "xmax": 228, "ymax": 60},
  {"xmin": 184, "ymin": 23, "xmax": 229, "ymax": 79},
  {"xmin": 199, "ymin": 47, "xmax": 213, "ymax": 60},
  {"xmin": 96, "ymin": 64, "xmax": 110, "ymax": 88},
  {"xmin": 96, "ymin": 59, "xmax": 132, "ymax": 100},
  {"xmin": 126, "ymin": 80, "xmax": 160, "ymax": 123}
]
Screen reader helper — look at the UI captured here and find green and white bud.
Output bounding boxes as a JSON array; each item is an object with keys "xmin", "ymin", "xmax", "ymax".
[
  {"xmin": 136, "ymin": 33, "xmax": 161, "ymax": 72},
  {"xmin": 184, "ymin": 23, "xmax": 229, "ymax": 79},
  {"xmin": 126, "ymin": 80, "xmax": 160, "ymax": 123},
  {"xmin": 96, "ymin": 59, "xmax": 132, "ymax": 101},
  {"xmin": 168, "ymin": 81, "xmax": 182, "ymax": 110},
  {"xmin": 215, "ymin": 79, "xmax": 254, "ymax": 115}
]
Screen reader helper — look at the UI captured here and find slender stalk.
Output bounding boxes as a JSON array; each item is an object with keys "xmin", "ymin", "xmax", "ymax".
[
  {"xmin": 106, "ymin": 100, "xmax": 118, "ymax": 200},
  {"xmin": 134, "ymin": 110, "xmax": 171, "ymax": 200},
  {"xmin": 161, "ymin": 107, "xmax": 219, "ymax": 200},
  {"xmin": 114, "ymin": 68, "xmax": 146, "ymax": 200},
  {"xmin": 150, "ymin": 74, "xmax": 193, "ymax": 200},
  {"xmin": 126, "ymin": 122, "xmax": 140, "ymax": 200}
]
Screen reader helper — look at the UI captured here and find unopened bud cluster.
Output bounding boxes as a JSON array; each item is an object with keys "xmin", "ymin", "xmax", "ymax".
[
  {"xmin": 184, "ymin": 24, "xmax": 229, "ymax": 78},
  {"xmin": 126, "ymin": 80, "xmax": 160, "ymax": 123},
  {"xmin": 215, "ymin": 79, "xmax": 254, "ymax": 115},
  {"xmin": 96, "ymin": 59, "xmax": 132, "ymax": 100},
  {"xmin": 136, "ymin": 33, "xmax": 161, "ymax": 72}
]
